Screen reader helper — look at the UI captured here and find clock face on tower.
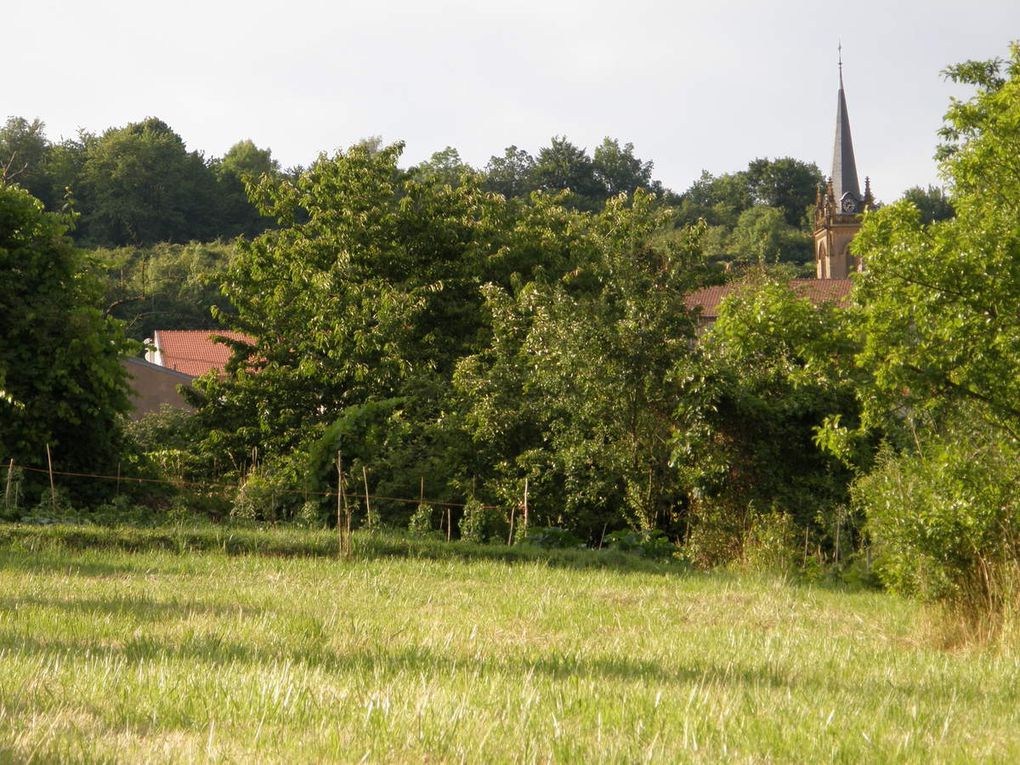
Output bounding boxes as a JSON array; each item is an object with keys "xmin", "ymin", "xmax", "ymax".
[{"xmin": 841, "ymin": 197, "xmax": 857, "ymax": 214}]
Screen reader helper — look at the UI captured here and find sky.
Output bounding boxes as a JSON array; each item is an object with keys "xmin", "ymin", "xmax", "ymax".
[{"xmin": 9, "ymin": 0, "xmax": 1020, "ymax": 200}]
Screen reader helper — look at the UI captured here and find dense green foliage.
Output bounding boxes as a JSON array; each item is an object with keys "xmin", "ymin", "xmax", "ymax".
[
  {"xmin": 0, "ymin": 117, "xmax": 282, "ymax": 247},
  {"xmin": 675, "ymin": 278, "xmax": 861, "ymax": 566},
  {"xmin": 2, "ymin": 113, "xmax": 822, "ymax": 274},
  {"xmin": 10, "ymin": 44, "xmax": 1020, "ymax": 628},
  {"xmin": 844, "ymin": 44, "xmax": 1020, "ymax": 617},
  {"xmin": 94, "ymin": 241, "xmax": 235, "ymax": 340},
  {"xmin": 176, "ymin": 143, "xmax": 749, "ymax": 541},
  {"xmin": 677, "ymin": 158, "xmax": 822, "ymax": 272},
  {"xmin": 0, "ymin": 183, "xmax": 132, "ymax": 485},
  {"xmin": 456, "ymin": 204, "xmax": 709, "ymax": 538}
]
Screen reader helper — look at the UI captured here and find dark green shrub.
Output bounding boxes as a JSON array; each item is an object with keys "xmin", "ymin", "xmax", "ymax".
[
  {"xmin": 458, "ymin": 498, "xmax": 506, "ymax": 544},
  {"xmin": 521, "ymin": 526, "xmax": 584, "ymax": 549},
  {"xmin": 232, "ymin": 467, "xmax": 290, "ymax": 522},
  {"xmin": 684, "ymin": 499, "xmax": 745, "ymax": 568},
  {"xmin": 408, "ymin": 503, "xmax": 436, "ymax": 536},
  {"xmin": 604, "ymin": 529, "xmax": 675, "ymax": 560}
]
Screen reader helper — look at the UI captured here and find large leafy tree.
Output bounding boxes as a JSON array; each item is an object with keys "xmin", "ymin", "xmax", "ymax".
[
  {"xmin": 408, "ymin": 147, "xmax": 476, "ymax": 187},
  {"xmin": 674, "ymin": 278, "xmax": 861, "ymax": 565},
  {"xmin": 78, "ymin": 118, "xmax": 218, "ymax": 246},
  {"xmin": 840, "ymin": 45, "xmax": 1020, "ymax": 609},
  {"xmin": 532, "ymin": 136, "xmax": 603, "ymax": 209},
  {"xmin": 482, "ymin": 145, "xmax": 537, "ymax": 198},
  {"xmin": 677, "ymin": 169, "xmax": 754, "ymax": 228},
  {"xmin": 852, "ymin": 43, "xmax": 1020, "ymax": 442},
  {"xmin": 0, "ymin": 117, "xmax": 54, "ymax": 209},
  {"xmin": 95, "ymin": 241, "xmax": 235, "ymax": 341},
  {"xmin": 592, "ymin": 138, "xmax": 658, "ymax": 197},
  {"xmin": 745, "ymin": 157, "xmax": 823, "ymax": 227},
  {"xmin": 899, "ymin": 185, "xmax": 954, "ymax": 224},
  {"xmin": 0, "ymin": 182, "xmax": 132, "ymax": 484},
  {"xmin": 188, "ymin": 142, "xmax": 505, "ymax": 478},
  {"xmin": 456, "ymin": 194, "xmax": 710, "ymax": 536},
  {"xmin": 211, "ymin": 139, "xmax": 280, "ymax": 238}
]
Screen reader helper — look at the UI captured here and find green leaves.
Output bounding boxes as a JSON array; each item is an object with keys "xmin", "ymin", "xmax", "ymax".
[
  {"xmin": 456, "ymin": 193, "xmax": 706, "ymax": 535},
  {"xmin": 674, "ymin": 277, "xmax": 862, "ymax": 553},
  {"xmin": 853, "ymin": 44, "xmax": 1020, "ymax": 442},
  {"xmin": 0, "ymin": 182, "xmax": 133, "ymax": 485}
]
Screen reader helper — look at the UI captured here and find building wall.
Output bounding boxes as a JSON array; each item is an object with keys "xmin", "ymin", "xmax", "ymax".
[
  {"xmin": 122, "ymin": 358, "xmax": 195, "ymax": 420},
  {"xmin": 815, "ymin": 221, "xmax": 861, "ymax": 279}
]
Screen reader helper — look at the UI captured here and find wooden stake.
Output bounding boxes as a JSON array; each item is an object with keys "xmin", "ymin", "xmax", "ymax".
[
  {"xmin": 834, "ymin": 516, "xmax": 841, "ymax": 567},
  {"xmin": 362, "ymin": 465, "xmax": 372, "ymax": 528},
  {"xmin": 522, "ymin": 477, "xmax": 529, "ymax": 532},
  {"xmin": 4, "ymin": 459, "xmax": 13, "ymax": 510},
  {"xmin": 336, "ymin": 451, "xmax": 351, "ymax": 557},
  {"xmin": 46, "ymin": 444, "xmax": 56, "ymax": 509},
  {"xmin": 507, "ymin": 504, "xmax": 515, "ymax": 546},
  {"xmin": 340, "ymin": 452, "xmax": 348, "ymax": 554},
  {"xmin": 446, "ymin": 507, "xmax": 452, "ymax": 542}
]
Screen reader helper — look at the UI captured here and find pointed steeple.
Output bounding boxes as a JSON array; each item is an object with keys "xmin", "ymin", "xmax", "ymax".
[{"xmin": 831, "ymin": 46, "xmax": 861, "ymax": 204}]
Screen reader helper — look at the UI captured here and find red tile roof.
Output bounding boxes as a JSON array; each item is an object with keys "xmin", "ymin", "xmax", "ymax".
[
  {"xmin": 789, "ymin": 278, "xmax": 854, "ymax": 305},
  {"xmin": 684, "ymin": 279, "xmax": 853, "ymax": 320},
  {"xmin": 153, "ymin": 330, "xmax": 254, "ymax": 377}
]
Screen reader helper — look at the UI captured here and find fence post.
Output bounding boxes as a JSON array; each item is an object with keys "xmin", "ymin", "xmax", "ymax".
[
  {"xmin": 362, "ymin": 465, "xmax": 372, "ymax": 530},
  {"xmin": 522, "ymin": 477, "xmax": 529, "ymax": 536},
  {"xmin": 4, "ymin": 459, "xmax": 13, "ymax": 510},
  {"xmin": 336, "ymin": 451, "xmax": 351, "ymax": 557},
  {"xmin": 46, "ymin": 444, "xmax": 56, "ymax": 509}
]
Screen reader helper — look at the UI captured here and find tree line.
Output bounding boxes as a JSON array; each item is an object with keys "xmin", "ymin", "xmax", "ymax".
[{"xmin": 1, "ymin": 114, "xmax": 838, "ymax": 268}]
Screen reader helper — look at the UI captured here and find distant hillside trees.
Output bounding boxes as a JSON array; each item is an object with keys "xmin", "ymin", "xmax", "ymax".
[
  {"xmin": 94, "ymin": 242, "xmax": 236, "ymax": 341},
  {"xmin": 899, "ymin": 185, "xmax": 954, "ymax": 224},
  {"xmin": 676, "ymin": 157, "xmax": 822, "ymax": 271},
  {"xmin": 481, "ymin": 137, "xmax": 664, "ymax": 210},
  {"xmin": 0, "ymin": 117, "xmax": 282, "ymax": 247}
]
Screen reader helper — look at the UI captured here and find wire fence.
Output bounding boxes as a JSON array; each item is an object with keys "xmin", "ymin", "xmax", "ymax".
[{"xmin": 1, "ymin": 457, "xmax": 507, "ymax": 512}]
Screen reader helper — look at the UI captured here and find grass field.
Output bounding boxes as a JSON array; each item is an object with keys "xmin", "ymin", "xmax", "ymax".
[{"xmin": 1, "ymin": 525, "xmax": 1018, "ymax": 763}]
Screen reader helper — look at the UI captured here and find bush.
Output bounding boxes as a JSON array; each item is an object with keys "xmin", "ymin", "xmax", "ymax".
[
  {"xmin": 232, "ymin": 468, "xmax": 288, "ymax": 522},
  {"xmin": 604, "ymin": 529, "xmax": 676, "ymax": 560},
  {"xmin": 854, "ymin": 429, "xmax": 1020, "ymax": 613},
  {"xmin": 521, "ymin": 526, "xmax": 584, "ymax": 549},
  {"xmin": 684, "ymin": 499, "xmax": 745, "ymax": 568},
  {"xmin": 22, "ymin": 488, "xmax": 77, "ymax": 524},
  {"xmin": 742, "ymin": 509, "xmax": 800, "ymax": 576},
  {"xmin": 458, "ymin": 498, "xmax": 506, "ymax": 544},
  {"xmin": 408, "ymin": 502, "xmax": 435, "ymax": 536},
  {"xmin": 295, "ymin": 500, "xmax": 326, "ymax": 529}
]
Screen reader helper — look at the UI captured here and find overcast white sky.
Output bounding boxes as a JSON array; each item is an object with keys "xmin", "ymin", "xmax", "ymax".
[{"xmin": 9, "ymin": 1, "xmax": 1019, "ymax": 199}]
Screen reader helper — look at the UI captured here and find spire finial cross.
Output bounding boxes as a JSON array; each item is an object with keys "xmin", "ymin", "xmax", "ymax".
[{"xmin": 838, "ymin": 41, "xmax": 844, "ymax": 85}]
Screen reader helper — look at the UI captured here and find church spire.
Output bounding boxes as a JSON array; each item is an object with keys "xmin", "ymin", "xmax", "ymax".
[{"xmin": 831, "ymin": 47, "xmax": 861, "ymax": 204}]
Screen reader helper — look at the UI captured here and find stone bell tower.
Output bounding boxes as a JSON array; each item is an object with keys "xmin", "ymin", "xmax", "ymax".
[{"xmin": 814, "ymin": 50, "xmax": 875, "ymax": 279}]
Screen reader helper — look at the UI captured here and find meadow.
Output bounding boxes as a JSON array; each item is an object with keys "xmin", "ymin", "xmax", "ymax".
[{"xmin": 0, "ymin": 525, "xmax": 1018, "ymax": 763}]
